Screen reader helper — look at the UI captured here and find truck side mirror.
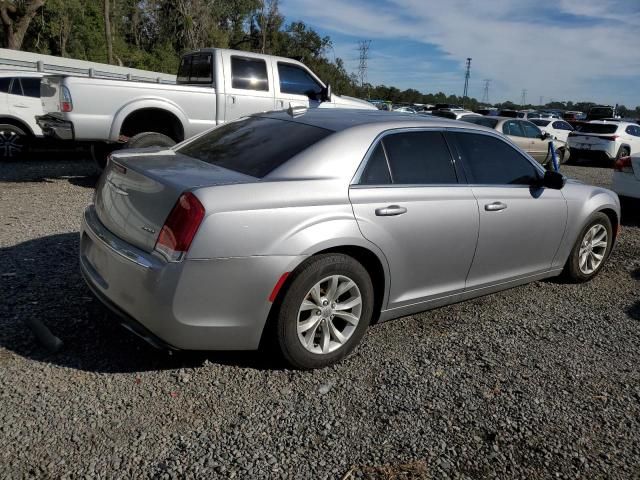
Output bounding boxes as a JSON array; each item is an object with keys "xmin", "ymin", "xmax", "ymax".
[{"xmin": 321, "ymin": 84, "xmax": 332, "ymax": 102}]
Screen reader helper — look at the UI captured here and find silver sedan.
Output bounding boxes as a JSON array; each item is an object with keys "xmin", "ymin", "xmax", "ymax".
[{"xmin": 80, "ymin": 109, "xmax": 620, "ymax": 369}]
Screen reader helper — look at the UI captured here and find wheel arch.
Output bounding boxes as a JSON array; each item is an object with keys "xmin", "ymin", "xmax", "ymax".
[
  {"xmin": 110, "ymin": 99, "xmax": 188, "ymax": 143},
  {"xmin": 598, "ymin": 207, "xmax": 619, "ymax": 242},
  {"xmin": 0, "ymin": 116, "xmax": 35, "ymax": 136}
]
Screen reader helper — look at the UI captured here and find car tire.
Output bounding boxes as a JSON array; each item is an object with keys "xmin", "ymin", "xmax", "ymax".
[
  {"xmin": 616, "ymin": 146, "xmax": 630, "ymax": 161},
  {"xmin": 125, "ymin": 132, "xmax": 176, "ymax": 149},
  {"xmin": 0, "ymin": 124, "xmax": 28, "ymax": 160},
  {"xmin": 563, "ymin": 212, "xmax": 613, "ymax": 283},
  {"xmin": 556, "ymin": 148, "xmax": 569, "ymax": 165},
  {"xmin": 275, "ymin": 254, "xmax": 374, "ymax": 369}
]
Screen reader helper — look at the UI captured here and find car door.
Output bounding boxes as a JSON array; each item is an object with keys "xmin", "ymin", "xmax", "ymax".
[
  {"xmin": 502, "ymin": 120, "xmax": 530, "ymax": 152},
  {"xmin": 273, "ymin": 61, "xmax": 323, "ymax": 110},
  {"xmin": 521, "ymin": 120, "xmax": 549, "ymax": 162},
  {"xmin": 448, "ymin": 131, "xmax": 567, "ymax": 289},
  {"xmin": 8, "ymin": 77, "xmax": 43, "ymax": 135},
  {"xmin": 221, "ymin": 53, "xmax": 275, "ymax": 121},
  {"xmin": 551, "ymin": 120, "xmax": 572, "ymax": 143},
  {"xmin": 624, "ymin": 125, "xmax": 640, "ymax": 154},
  {"xmin": 349, "ymin": 129, "xmax": 479, "ymax": 310}
]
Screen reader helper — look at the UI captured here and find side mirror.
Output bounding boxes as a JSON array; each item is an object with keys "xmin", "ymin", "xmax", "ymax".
[
  {"xmin": 321, "ymin": 83, "xmax": 332, "ymax": 102},
  {"xmin": 540, "ymin": 131, "xmax": 551, "ymax": 140},
  {"xmin": 541, "ymin": 170, "xmax": 565, "ymax": 189}
]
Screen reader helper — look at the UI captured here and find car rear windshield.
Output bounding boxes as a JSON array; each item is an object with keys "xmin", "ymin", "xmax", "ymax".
[
  {"xmin": 530, "ymin": 119, "xmax": 551, "ymax": 127},
  {"xmin": 575, "ymin": 123, "xmax": 618, "ymax": 134},
  {"xmin": 177, "ymin": 116, "xmax": 333, "ymax": 178},
  {"xmin": 460, "ymin": 117, "xmax": 499, "ymax": 129}
]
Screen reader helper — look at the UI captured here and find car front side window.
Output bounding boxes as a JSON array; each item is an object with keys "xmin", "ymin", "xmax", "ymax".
[
  {"xmin": 452, "ymin": 132, "xmax": 541, "ymax": 186},
  {"xmin": 503, "ymin": 121, "xmax": 525, "ymax": 137},
  {"xmin": 381, "ymin": 131, "xmax": 458, "ymax": 185},
  {"xmin": 277, "ymin": 63, "xmax": 323, "ymax": 100},
  {"xmin": 231, "ymin": 57, "xmax": 269, "ymax": 91},
  {"xmin": 521, "ymin": 121, "xmax": 542, "ymax": 139}
]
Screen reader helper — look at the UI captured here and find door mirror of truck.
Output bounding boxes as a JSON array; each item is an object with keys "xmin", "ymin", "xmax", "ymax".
[{"xmin": 321, "ymin": 84, "xmax": 332, "ymax": 102}]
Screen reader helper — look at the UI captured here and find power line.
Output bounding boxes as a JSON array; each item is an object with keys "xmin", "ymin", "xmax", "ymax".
[
  {"xmin": 357, "ymin": 40, "xmax": 371, "ymax": 89},
  {"xmin": 520, "ymin": 89, "xmax": 527, "ymax": 107},
  {"xmin": 481, "ymin": 79, "xmax": 491, "ymax": 104},
  {"xmin": 462, "ymin": 58, "xmax": 472, "ymax": 107}
]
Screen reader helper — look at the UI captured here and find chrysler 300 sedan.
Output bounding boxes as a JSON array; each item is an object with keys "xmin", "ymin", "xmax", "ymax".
[{"xmin": 80, "ymin": 109, "xmax": 620, "ymax": 369}]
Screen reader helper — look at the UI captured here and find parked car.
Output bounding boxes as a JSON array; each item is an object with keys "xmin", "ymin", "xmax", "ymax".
[
  {"xmin": 563, "ymin": 111, "xmax": 585, "ymax": 121},
  {"xmin": 461, "ymin": 116, "xmax": 570, "ymax": 165},
  {"xmin": 612, "ymin": 155, "xmax": 640, "ymax": 200},
  {"xmin": 517, "ymin": 111, "xmax": 541, "ymax": 119},
  {"xmin": 587, "ymin": 105, "xmax": 615, "ymax": 121},
  {"xmin": 80, "ymin": 109, "xmax": 619, "ymax": 369},
  {"xmin": 37, "ymin": 48, "xmax": 375, "ymax": 167},
  {"xmin": 498, "ymin": 109, "xmax": 520, "ymax": 118},
  {"xmin": 0, "ymin": 71, "xmax": 46, "ymax": 159},
  {"xmin": 529, "ymin": 118, "xmax": 574, "ymax": 142},
  {"xmin": 568, "ymin": 121, "xmax": 640, "ymax": 163},
  {"xmin": 393, "ymin": 106, "xmax": 417, "ymax": 114},
  {"xmin": 431, "ymin": 108, "xmax": 481, "ymax": 120}
]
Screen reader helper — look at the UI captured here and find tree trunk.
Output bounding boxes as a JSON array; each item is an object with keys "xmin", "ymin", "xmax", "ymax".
[
  {"xmin": 104, "ymin": 0, "xmax": 113, "ymax": 64},
  {"xmin": 0, "ymin": 0, "xmax": 46, "ymax": 50}
]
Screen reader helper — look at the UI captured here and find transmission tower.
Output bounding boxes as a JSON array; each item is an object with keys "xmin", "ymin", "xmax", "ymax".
[
  {"xmin": 357, "ymin": 40, "xmax": 371, "ymax": 89},
  {"xmin": 481, "ymin": 79, "xmax": 491, "ymax": 104},
  {"xmin": 462, "ymin": 58, "xmax": 472, "ymax": 107},
  {"xmin": 520, "ymin": 89, "xmax": 527, "ymax": 107}
]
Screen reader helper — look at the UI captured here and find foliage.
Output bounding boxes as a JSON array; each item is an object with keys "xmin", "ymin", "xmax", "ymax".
[{"xmin": 2, "ymin": 1, "xmax": 638, "ymax": 113}]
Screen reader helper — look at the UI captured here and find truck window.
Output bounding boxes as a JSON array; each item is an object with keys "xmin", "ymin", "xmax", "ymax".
[
  {"xmin": 177, "ymin": 116, "xmax": 332, "ymax": 178},
  {"xmin": 177, "ymin": 53, "xmax": 214, "ymax": 85},
  {"xmin": 231, "ymin": 57, "xmax": 268, "ymax": 91},
  {"xmin": 277, "ymin": 63, "xmax": 323, "ymax": 100}
]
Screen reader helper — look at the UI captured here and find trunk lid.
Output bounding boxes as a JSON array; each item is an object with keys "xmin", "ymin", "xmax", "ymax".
[{"xmin": 94, "ymin": 149, "xmax": 256, "ymax": 252}]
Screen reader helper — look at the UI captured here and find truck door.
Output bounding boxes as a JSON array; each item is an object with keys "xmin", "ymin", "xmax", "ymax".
[
  {"xmin": 272, "ymin": 60, "xmax": 324, "ymax": 110},
  {"xmin": 221, "ymin": 52, "xmax": 275, "ymax": 122}
]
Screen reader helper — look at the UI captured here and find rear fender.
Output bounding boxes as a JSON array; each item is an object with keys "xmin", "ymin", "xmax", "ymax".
[{"xmin": 109, "ymin": 98, "xmax": 189, "ymax": 142}]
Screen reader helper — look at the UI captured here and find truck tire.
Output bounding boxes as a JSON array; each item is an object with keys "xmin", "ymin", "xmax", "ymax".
[{"xmin": 125, "ymin": 132, "xmax": 176, "ymax": 149}]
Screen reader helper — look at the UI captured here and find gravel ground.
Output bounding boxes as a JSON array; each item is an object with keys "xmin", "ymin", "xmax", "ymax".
[{"xmin": 1, "ymin": 156, "xmax": 639, "ymax": 479}]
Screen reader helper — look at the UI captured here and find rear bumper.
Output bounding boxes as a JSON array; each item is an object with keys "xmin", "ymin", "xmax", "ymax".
[
  {"xmin": 612, "ymin": 171, "xmax": 640, "ymax": 199},
  {"xmin": 36, "ymin": 114, "xmax": 74, "ymax": 141},
  {"xmin": 80, "ymin": 205, "xmax": 301, "ymax": 350},
  {"xmin": 569, "ymin": 147, "xmax": 614, "ymax": 162}
]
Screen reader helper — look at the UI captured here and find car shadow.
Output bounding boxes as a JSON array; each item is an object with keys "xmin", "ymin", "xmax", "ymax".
[
  {"xmin": 0, "ymin": 148, "xmax": 99, "ymax": 188},
  {"xmin": 0, "ymin": 232, "xmax": 285, "ymax": 373}
]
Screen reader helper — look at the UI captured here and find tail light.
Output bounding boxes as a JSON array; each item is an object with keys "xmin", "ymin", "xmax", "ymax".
[
  {"xmin": 154, "ymin": 192, "xmax": 205, "ymax": 262},
  {"xmin": 602, "ymin": 135, "xmax": 619, "ymax": 141},
  {"xmin": 614, "ymin": 156, "xmax": 633, "ymax": 173},
  {"xmin": 60, "ymin": 85, "xmax": 73, "ymax": 112}
]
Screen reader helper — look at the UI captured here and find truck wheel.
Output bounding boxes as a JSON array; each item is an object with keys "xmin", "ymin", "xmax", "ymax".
[
  {"xmin": 125, "ymin": 132, "xmax": 176, "ymax": 149},
  {"xmin": 0, "ymin": 124, "xmax": 28, "ymax": 160}
]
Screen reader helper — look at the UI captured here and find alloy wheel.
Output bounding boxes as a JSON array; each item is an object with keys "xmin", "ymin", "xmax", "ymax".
[
  {"xmin": 0, "ymin": 129, "xmax": 24, "ymax": 158},
  {"xmin": 297, "ymin": 275, "xmax": 362, "ymax": 354},
  {"xmin": 578, "ymin": 224, "xmax": 608, "ymax": 275}
]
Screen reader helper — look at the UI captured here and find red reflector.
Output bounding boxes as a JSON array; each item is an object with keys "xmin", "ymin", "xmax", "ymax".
[
  {"xmin": 614, "ymin": 156, "xmax": 632, "ymax": 172},
  {"xmin": 268, "ymin": 272, "xmax": 290, "ymax": 302},
  {"xmin": 61, "ymin": 102, "xmax": 73, "ymax": 112},
  {"xmin": 154, "ymin": 192, "xmax": 205, "ymax": 262}
]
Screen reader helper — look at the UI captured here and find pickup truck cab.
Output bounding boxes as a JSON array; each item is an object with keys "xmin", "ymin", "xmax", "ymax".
[{"xmin": 37, "ymin": 48, "xmax": 374, "ymax": 166}]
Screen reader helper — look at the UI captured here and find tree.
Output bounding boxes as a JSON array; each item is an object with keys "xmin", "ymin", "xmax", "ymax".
[{"xmin": 0, "ymin": 0, "xmax": 45, "ymax": 49}]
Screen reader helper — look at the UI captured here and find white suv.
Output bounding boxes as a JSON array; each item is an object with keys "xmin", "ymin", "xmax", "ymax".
[
  {"xmin": 0, "ymin": 71, "xmax": 46, "ymax": 159},
  {"xmin": 568, "ymin": 120, "xmax": 640, "ymax": 163}
]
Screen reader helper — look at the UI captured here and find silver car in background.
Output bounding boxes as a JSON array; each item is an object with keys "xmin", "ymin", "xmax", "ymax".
[{"xmin": 80, "ymin": 109, "xmax": 620, "ymax": 369}]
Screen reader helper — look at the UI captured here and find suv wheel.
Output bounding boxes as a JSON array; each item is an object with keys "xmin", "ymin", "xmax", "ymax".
[{"xmin": 0, "ymin": 124, "xmax": 27, "ymax": 160}]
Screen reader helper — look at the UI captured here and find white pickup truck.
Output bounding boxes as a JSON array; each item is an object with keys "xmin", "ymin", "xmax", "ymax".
[{"xmin": 36, "ymin": 48, "xmax": 374, "ymax": 166}]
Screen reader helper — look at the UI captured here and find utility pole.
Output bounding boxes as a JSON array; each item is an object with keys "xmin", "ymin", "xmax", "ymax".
[
  {"xmin": 462, "ymin": 58, "xmax": 472, "ymax": 108},
  {"xmin": 481, "ymin": 79, "xmax": 490, "ymax": 104},
  {"xmin": 357, "ymin": 40, "xmax": 371, "ymax": 96},
  {"xmin": 520, "ymin": 89, "xmax": 527, "ymax": 108}
]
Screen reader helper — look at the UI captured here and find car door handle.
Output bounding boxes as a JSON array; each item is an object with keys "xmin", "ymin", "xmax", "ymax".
[
  {"xmin": 485, "ymin": 202, "xmax": 507, "ymax": 212},
  {"xmin": 375, "ymin": 205, "xmax": 407, "ymax": 216}
]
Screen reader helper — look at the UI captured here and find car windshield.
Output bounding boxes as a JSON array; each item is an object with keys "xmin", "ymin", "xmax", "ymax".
[
  {"xmin": 460, "ymin": 117, "xmax": 499, "ymax": 129},
  {"xmin": 177, "ymin": 116, "xmax": 333, "ymax": 178},
  {"xmin": 576, "ymin": 123, "xmax": 618, "ymax": 134},
  {"xmin": 530, "ymin": 119, "xmax": 551, "ymax": 127}
]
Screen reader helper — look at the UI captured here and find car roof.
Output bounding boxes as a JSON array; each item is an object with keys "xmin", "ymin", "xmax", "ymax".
[{"xmin": 255, "ymin": 108, "xmax": 490, "ymax": 133}]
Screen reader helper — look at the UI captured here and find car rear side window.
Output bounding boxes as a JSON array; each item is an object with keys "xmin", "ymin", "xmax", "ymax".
[
  {"xmin": 231, "ymin": 56, "xmax": 268, "ymax": 91},
  {"xmin": 9, "ymin": 78, "xmax": 22, "ymax": 96},
  {"xmin": 452, "ymin": 132, "xmax": 540, "ymax": 185},
  {"xmin": 21, "ymin": 78, "xmax": 40, "ymax": 98},
  {"xmin": 359, "ymin": 143, "xmax": 392, "ymax": 185},
  {"xmin": 577, "ymin": 123, "xmax": 618, "ymax": 134},
  {"xmin": 381, "ymin": 131, "xmax": 457, "ymax": 184},
  {"xmin": 177, "ymin": 116, "xmax": 332, "ymax": 178},
  {"xmin": 177, "ymin": 53, "xmax": 214, "ymax": 85}
]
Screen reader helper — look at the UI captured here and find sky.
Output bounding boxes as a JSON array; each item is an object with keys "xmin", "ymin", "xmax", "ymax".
[{"xmin": 280, "ymin": 0, "xmax": 640, "ymax": 107}]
